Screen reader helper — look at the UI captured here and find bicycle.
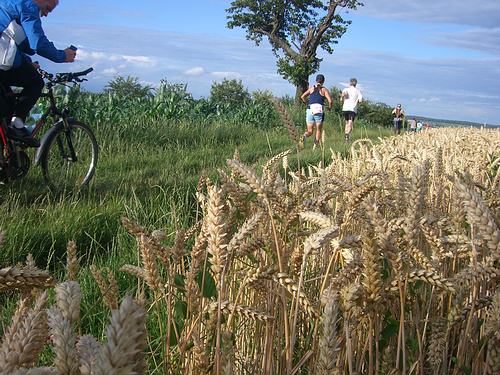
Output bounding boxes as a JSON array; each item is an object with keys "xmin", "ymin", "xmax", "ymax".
[{"xmin": 0, "ymin": 67, "xmax": 98, "ymax": 191}]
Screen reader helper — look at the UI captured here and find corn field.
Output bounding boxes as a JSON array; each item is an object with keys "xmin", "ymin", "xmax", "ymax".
[{"xmin": 1, "ymin": 124, "xmax": 499, "ymax": 374}]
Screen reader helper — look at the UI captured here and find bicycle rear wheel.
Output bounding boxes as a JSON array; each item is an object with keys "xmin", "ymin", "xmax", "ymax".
[{"xmin": 41, "ymin": 121, "xmax": 98, "ymax": 191}]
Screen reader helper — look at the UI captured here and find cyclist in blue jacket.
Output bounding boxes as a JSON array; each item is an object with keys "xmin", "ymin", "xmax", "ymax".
[{"xmin": 0, "ymin": 0, "xmax": 76, "ymax": 147}]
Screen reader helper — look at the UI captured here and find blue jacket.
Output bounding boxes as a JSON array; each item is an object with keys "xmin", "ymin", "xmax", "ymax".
[{"xmin": 0, "ymin": 0, "xmax": 66, "ymax": 67}]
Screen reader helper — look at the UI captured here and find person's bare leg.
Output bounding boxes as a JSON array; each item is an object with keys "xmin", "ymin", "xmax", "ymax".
[
  {"xmin": 313, "ymin": 122, "xmax": 322, "ymax": 148},
  {"xmin": 315, "ymin": 123, "xmax": 322, "ymax": 142},
  {"xmin": 302, "ymin": 122, "xmax": 314, "ymax": 146},
  {"xmin": 344, "ymin": 119, "xmax": 353, "ymax": 142}
]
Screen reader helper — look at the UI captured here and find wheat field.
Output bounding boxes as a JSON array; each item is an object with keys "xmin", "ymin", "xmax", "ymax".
[{"xmin": 1, "ymin": 123, "xmax": 499, "ymax": 374}]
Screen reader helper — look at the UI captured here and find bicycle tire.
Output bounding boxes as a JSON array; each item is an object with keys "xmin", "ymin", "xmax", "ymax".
[{"xmin": 41, "ymin": 121, "xmax": 98, "ymax": 191}]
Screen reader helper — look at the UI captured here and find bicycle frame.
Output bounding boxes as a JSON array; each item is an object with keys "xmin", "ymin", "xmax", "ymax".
[{"xmin": 31, "ymin": 86, "xmax": 79, "ymax": 164}]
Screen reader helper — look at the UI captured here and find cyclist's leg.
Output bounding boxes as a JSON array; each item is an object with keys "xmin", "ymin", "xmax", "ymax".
[
  {"xmin": 0, "ymin": 62, "xmax": 42, "ymax": 146},
  {"xmin": 0, "ymin": 61, "xmax": 44, "ymax": 123}
]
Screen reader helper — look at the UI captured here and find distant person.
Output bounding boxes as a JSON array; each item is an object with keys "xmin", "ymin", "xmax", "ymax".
[
  {"xmin": 392, "ymin": 104, "xmax": 405, "ymax": 135},
  {"xmin": 340, "ymin": 78, "xmax": 363, "ymax": 143},
  {"xmin": 417, "ymin": 121, "xmax": 423, "ymax": 132},
  {"xmin": 408, "ymin": 118, "xmax": 417, "ymax": 132},
  {"xmin": 300, "ymin": 74, "xmax": 332, "ymax": 149}
]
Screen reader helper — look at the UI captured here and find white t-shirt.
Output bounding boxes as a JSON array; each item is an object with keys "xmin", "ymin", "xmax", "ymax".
[{"xmin": 342, "ymin": 86, "xmax": 363, "ymax": 112}]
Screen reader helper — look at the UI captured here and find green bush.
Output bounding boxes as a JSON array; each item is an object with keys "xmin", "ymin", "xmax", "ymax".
[{"xmin": 210, "ymin": 78, "xmax": 251, "ymax": 107}]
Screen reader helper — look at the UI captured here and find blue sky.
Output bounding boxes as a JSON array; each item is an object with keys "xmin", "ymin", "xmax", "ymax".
[{"xmin": 39, "ymin": 0, "xmax": 500, "ymax": 124}]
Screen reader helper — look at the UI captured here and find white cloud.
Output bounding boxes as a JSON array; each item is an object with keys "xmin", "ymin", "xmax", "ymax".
[
  {"xmin": 102, "ymin": 68, "xmax": 117, "ymax": 76},
  {"xmin": 77, "ymin": 49, "xmax": 158, "ymax": 67},
  {"xmin": 122, "ymin": 55, "xmax": 158, "ymax": 67},
  {"xmin": 413, "ymin": 97, "xmax": 440, "ymax": 103},
  {"xmin": 184, "ymin": 67, "xmax": 206, "ymax": 76},
  {"xmin": 428, "ymin": 27, "xmax": 500, "ymax": 56},
  {"xmin": 211, "ymin": 71, "xmax": 242, "ymax": 79},
  {"xmin": 356, "ymin": 0, "xmax": 500, "ymax": 28}
]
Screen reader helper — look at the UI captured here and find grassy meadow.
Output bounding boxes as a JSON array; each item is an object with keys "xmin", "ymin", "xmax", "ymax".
[
  {"xmin": 0, "ymin": 102, "xmax": 390, "ymax": 267},
  {"xmin": 1, "ymin": 86, "xmax": 498, "ymax": 374}
]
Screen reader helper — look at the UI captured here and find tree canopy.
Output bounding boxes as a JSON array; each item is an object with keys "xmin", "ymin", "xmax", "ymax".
[
  {"xmin": 227, "ymin": 0, "xmax": 363, "ymax": 100},
  {"xmin": 104, "ymin": 76, "xmax": 152, "ymax": 100}
]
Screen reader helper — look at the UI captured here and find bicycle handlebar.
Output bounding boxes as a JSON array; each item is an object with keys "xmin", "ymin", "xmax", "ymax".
[{"xmin": 38, "ymin": 67, "xmax": 93, "ymax": 84}]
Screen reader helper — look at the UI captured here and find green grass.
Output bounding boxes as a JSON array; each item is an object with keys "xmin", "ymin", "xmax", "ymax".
[
  {"xmin": 0, "ymin": 113, "xmax": 391, "ymax": 365},
  {"xmin": 0, "ymin": 115, "xmax": 390, "ymax": 264}
]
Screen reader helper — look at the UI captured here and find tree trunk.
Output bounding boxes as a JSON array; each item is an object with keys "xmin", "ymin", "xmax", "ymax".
[{"xmin": 294, "ymin": 77, "xmax": 309, "ymax": 104}]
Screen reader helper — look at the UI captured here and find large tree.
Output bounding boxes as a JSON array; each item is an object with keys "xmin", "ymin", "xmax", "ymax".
[{"xmin": 227, "ymin": 0, "xmax": 363, "ymax": 101}]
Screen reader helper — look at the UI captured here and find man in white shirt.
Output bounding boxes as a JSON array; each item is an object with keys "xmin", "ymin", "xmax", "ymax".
[{"xmin": 340, "ymin": 78, "xmax": 363, "ymax": 142}]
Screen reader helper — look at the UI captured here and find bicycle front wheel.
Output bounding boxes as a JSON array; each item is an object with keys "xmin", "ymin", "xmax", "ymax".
[{"xmin": 41, "ymin": 121, "xmax": 98, "ymax": 191}]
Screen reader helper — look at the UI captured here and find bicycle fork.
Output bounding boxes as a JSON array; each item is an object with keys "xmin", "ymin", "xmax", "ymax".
[{"xmin": 57, "ymin": 121, "xmax": 78, "ymax": 162}]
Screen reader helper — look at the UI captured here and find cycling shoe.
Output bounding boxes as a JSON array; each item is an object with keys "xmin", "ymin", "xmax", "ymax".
[{"xmin": 7, "ymin": 126, "xmax": 40, "ymax": 148}]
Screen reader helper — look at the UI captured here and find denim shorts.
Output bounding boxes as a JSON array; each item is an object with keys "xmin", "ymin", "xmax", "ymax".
[{"xmin": 306, "ymin": 108, "xmax": 324, "ymax": 123}]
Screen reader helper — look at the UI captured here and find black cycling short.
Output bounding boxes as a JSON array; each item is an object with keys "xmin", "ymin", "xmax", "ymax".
[{"xmin": 343, "ymin": 111, "xmax": 356, "ymax": 121}]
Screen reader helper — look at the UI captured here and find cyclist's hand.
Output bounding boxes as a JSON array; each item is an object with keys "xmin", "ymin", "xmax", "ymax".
[
  {"xmin": 32, "ymin": 61, "xmax": 40, "ymax": 69},
  {"xmin": 64, "ymin": 48, "xmax": 76, "ymax": 62}
]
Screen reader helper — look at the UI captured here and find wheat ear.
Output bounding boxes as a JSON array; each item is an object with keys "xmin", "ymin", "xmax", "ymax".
[
  {"xmin": 119, "ymin": 264, "xmax": 146, "ymax": 279},
  {"xmin": 137, "ymin": 235, "xmax": 164, "ymax": 293},
  {"xmin": 316, "ymin": 295, "xmax": 340, "ymax": 375},
  {"xmin": 93, "ymin": 296, "xmax": 147, "ymax": 375},
  {"xmin": 66, "ymin": 240, "xmax": 79, "ymax": 281},
  {"xmin": 226, "ymin": 211, "xmax": 263, "ymax": 256},
  {"xmin": 10, "ymin": 367, "xmax": 57, "ymax": 375},
  {"xmin": 0, "ymin": 292, "xmax": 48, "ymax": 373},
  {"xmin": 76, "ymin": 335, "xmax": 102, "ymax": 375},
  {"xmin": 273, "ymin": 273, "xmax": 319, "ymax": 318},
  {"xmin": 0, "ymin": 267, "xmax": 54, "ymax": 292},
  {"xmin": 227, "ymin": 158, "xmax": 269, "ymax": 204},
  {"xmin": 304, "ymin": 226, "xmax": 339, "ymax": 257},
  {"xmin": 206, "ymin": 301, "xmax": 273, "ymax": 322},
  {"xmin": 271, "ymin": 97, "xmax": 300, "ymax": 145},
  {"xmin": 455, "ymin": 176, "xmax": 500, "ymax": 257},
  {"xmin": 47, "ymin": 307, "xmax": 80, "ymax": 375},
  {"xmin": 206, "ymin": 185, "xmax": 228, "ymax": 282},
  {"xmin": 55, "ymin": 281, "xmax": 81, "ymax": 325},
  {"xmin": 90, "ymin": 265, "xmax": 119, "ymax": 310}
]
